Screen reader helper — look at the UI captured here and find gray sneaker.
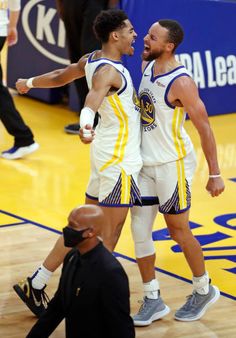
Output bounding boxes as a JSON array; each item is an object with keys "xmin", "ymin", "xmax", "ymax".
[
  {"xmin": 174, "ymin": 285, "xmax": 220, "ymax": 321},
  {"xmin": 133, "ymin": 296, "xmax": 170, "ymax": 326}
]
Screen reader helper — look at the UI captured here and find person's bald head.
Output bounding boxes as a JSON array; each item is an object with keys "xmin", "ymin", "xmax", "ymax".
[{"xmin": 68, "ymin": 204, "xmax": 105, "ymax": 236}]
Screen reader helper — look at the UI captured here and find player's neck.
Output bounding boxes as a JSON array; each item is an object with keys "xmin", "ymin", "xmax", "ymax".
[
  {"xmin": 100, "ymin": 45, "xmax": 122, "ymax": 62},
  {"xmin": 154, "ymin": 55, "xmax": 180, "ymax": 76}
]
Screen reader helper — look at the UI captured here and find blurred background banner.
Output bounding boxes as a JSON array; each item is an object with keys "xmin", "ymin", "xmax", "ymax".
[
  {"xmin": 7, "ymin": 0, "xmax": 69, "ymax": 103},
  {"xmin": 121, "ymin": 0, "xmax": 236, "ymax": 116},
  {"xmin": 8, "ymin": 0, "xmax": 236, "ymax": 115}
]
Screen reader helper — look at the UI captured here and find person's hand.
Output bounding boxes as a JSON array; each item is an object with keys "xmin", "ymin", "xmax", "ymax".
[
  {"xmin": 79, "ymin": 124, "xmax": 95, "ymax": 144},
  {"xmin": 16, "ymin": 79, "xmax": 30, "ymax": 94},
  {"xmin": 206, "ymin": 177, "xmax": 225, "ymax": 197},
  {"xmin": 7, "ymin": 27, "xmax": 18, "ymax": 46}
]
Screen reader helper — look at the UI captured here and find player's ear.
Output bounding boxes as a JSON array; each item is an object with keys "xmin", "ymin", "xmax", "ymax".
[
  {"xmin": 166, "ymin": 42, "xmax": 175, "ymax": 53},
  {"xmin": 111, "ymin": 30, "xmax": 119, "ymax": 42}
]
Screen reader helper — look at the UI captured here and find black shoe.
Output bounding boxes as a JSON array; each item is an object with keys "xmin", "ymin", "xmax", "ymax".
[
  {"xmin": 64, "ymin": 123, "xmax": 80, "ymax": 134},
  {"xmin": 13, "ymin": 277, "xmax": 49, "ymax": 317}
]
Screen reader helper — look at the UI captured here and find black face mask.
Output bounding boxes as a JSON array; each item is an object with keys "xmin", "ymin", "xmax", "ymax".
[{"xmin": 63, "ymin": 226, "xmax": 89, "ymax": 248}]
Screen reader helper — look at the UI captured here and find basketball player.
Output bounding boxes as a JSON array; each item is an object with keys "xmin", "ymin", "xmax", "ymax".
[
  {"xmin": 131, "ymin": 19, "xmax": 225, "ymax": 325},
  {"xmin": 13, "ymin": 9, "xmax": 142, "ymax": 317}
]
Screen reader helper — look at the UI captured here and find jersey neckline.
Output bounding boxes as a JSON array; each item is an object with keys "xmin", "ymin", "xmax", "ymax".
[
  {"xmin": 150, "ymin": 63, "xmax": 185, "ymax": 82},
  {"xmin": 88, "ymin": 51, "xmax": 123, "ymax": 65}
]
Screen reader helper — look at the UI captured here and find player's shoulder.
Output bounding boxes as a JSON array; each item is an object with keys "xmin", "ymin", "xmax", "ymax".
[{"xmin": 172, "ymin": 73, "xmax": 195, "ymax": 88}]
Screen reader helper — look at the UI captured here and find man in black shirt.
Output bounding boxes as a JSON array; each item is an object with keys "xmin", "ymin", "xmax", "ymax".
[{"xmin": 26, "ymin": 205, "xmax": 135, "ymax": 338}]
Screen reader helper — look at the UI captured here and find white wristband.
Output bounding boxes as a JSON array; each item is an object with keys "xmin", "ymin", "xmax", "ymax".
[
  {"xmin": 26, "ymin": 77, "xmax": 35, "ymax": 88},
  {"xmin": 82, "ymin": 128, "xmax": 92, "ymax": 138},
  {"xmin": 80, "ymin": 107, "xmax": 95, "ymax": 129},
  {"xmin": 209, "ymin": 174, "xmax": 221, "ymax": 178}
]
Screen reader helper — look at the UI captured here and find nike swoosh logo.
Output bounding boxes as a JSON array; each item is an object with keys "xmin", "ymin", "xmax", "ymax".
[
  {"xmin": 31, "ymin": 289, "xmax": 42, "ymax": 307},
  {"xmin": 144, "ymin": 74, "xmax": 149, "ymax": 77}
]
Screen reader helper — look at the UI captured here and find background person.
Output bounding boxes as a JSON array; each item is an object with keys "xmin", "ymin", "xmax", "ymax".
[
  {"xmin": 0, "ymin": 0, "xmax": 39, "ymax": 159},
  {"xmin": 55, "ymin": 0, "xmax": 119, "ymax": 134},
  {"xmin": 26, "ymin": 205, "xmax": 135, "ymax": 338}
]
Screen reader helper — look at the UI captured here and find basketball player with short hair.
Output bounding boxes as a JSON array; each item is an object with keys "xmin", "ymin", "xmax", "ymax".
[
  {"xmin": 14, "ymin": 9, "xmax": 142, "ymax": 316},
  {"xmin": 131, "ymin": 19, "xmax": 225, "ymax": 325}
]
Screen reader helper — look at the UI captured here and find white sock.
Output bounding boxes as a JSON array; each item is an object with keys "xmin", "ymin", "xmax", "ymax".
[
  {"xmin": 31, "ymin": 264, "xmax": 53, "ymax": 290},
  {"xmin": 143, "ymin": 279, "xmax": 160, "ymax": 299},
  {"xmin": 192, "ymin": 271, "xmax": 209, "ymax": 295}
]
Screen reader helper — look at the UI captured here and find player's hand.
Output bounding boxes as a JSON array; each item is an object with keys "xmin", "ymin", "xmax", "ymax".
[
  {"xmin": 79, "ymin": 124, "xmax": 95, "ymax": 144},
  {"xmin": 7, "ymin": 27, "xmax": 18, "ymax": 46},
  {"xmin": 16, "ymin": 79, "xmax": 30, "ymax": 94},
  {"xmin": 206, "ymin": 177, "xmax": 225, "ymax": 197}
]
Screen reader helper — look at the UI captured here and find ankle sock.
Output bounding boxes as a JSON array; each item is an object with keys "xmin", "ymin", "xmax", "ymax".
[
  {"xmin": 193, "ymin": 271, "xmax": 209, "ymax": 295},
  {"xmin": 143, "ymin": 278, "xmax": 160, "ymax": 299},
  {"xmin": 31, "ymin": 264, "xmax": 53, "ymax": 290}
]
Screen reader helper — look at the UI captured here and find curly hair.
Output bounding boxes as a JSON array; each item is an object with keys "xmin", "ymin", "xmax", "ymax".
[{"xmin": 93, "ymin": 9, "xmax": 128, "ymax": 43}]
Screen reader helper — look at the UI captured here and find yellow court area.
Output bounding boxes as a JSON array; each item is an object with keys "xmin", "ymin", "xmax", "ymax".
[{"xmin": 0, "ymin": 92, "xmax": 236, "ymax": 337}]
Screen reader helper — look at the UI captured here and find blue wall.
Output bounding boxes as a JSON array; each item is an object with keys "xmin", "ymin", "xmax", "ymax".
[
  {"xmin": 8, "ymin": 0, "xmax": 236, "ymax": 115},
  {"xmin": 121, "ymin": 0, "xmax": 236, "ymax": 115}
]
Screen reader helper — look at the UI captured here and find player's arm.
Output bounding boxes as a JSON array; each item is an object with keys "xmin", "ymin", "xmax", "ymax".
[
  {"xmin": 16, "ymin": 55, "xmax": 87, "ymax": 94},
  {"xmin": 8, "ymin": 0, "xmax": 21, "ymax": 46},
  {"xmin": 170, "ymin": 76, "xmax": 225, "ymax": 197},
  {"xmin": 85, "ymin": 64, "xmax": 122, "ymax": 112},
  {"xmin": 79, "ymin": 64, "xmax": 122, "ymax": 143}
]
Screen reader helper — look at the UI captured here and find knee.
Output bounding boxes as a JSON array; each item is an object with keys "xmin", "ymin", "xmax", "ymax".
[
  {"xmin": 131, "ymin": 212, "xmax": 152, "ymax": 244},
  {"xmin": 168, "ymin": 227, "xmax": 193, "ymax": 247},
  {"xmin": 131, "ymin": 210, "xmax": 155, "ymax": 258}
]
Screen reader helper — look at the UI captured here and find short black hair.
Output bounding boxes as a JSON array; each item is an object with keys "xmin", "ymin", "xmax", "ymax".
[
  {"xmin": 159, "ymin": 19, "xmax": 184, "ymax": 51},
  {"xmin": 93, "ymin": 9, "xmax": 128, "ymax": 43}
]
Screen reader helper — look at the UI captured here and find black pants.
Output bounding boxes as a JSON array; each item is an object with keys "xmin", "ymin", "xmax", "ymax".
[
  {"xmin": 61, "ymin": 0, "xmax": 108, "ymax": 113},
  {"xmin": 0, "ymin": 37, "xmax": 34, "ymax": 147}
]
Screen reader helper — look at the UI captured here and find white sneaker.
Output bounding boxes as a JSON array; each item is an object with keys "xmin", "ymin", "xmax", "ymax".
[{"xmin": 1, "ymin": 142, "xmax": 39, "ymax": 160}]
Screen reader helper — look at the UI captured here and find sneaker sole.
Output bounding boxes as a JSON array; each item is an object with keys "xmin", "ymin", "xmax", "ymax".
[
  {"xmin": 1, "ymin": 143, "xmax": 39, "ymax": 160},
  {"xmin": 64, "ymin": 128, "xmax": 80, "ymax": 135},
  {"xmin": 13, "ymin": 284, "xmax": 41, "ymax": 317},
  {"xmin": 133, "ymin": 305, "xmax": 170, "ymax": 326},
  {"xmin": 174, "ymin": 286, "xmax": 221, "ymax": 322}
]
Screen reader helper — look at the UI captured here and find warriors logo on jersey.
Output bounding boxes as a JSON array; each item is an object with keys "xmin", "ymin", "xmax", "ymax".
[{"xmin": 140, "ymin": 91, "xmax": 157, "ymax": 131}]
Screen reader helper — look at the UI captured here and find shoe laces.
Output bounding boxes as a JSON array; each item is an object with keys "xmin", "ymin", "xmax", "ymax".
[
  {"xmin": 181, "ymin": 291, "xmax": 201, "ymax": 310},
  {"xmin": 136, "ymin": 298, "xmax": 151, "ymax": 315},
  {"xmin": 40, "ymin": 288, "xmax": 50, "ymax": 307},
  {"xmin": 33, "ymin": 284, "xmax": 50, "ymax": 306}
]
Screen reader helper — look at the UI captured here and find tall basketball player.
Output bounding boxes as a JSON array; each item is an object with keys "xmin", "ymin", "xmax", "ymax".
[{"xmin": 131, "ymin": 19, "xmax": 225, "ymax": 325}]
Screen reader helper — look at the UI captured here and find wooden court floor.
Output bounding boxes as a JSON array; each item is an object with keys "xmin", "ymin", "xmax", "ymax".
[{"xmin": 0, "ymin": 90, "xmax": 236, "ymax": 337}]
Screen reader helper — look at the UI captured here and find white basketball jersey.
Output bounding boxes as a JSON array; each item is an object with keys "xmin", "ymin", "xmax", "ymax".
[
  {"xmin": 85, "ymin": 52, "xmax": 142, "ymax": 175},
  {"xmin": 139, "ymin": 60, "xmax": 193, "ymax": 166}
]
